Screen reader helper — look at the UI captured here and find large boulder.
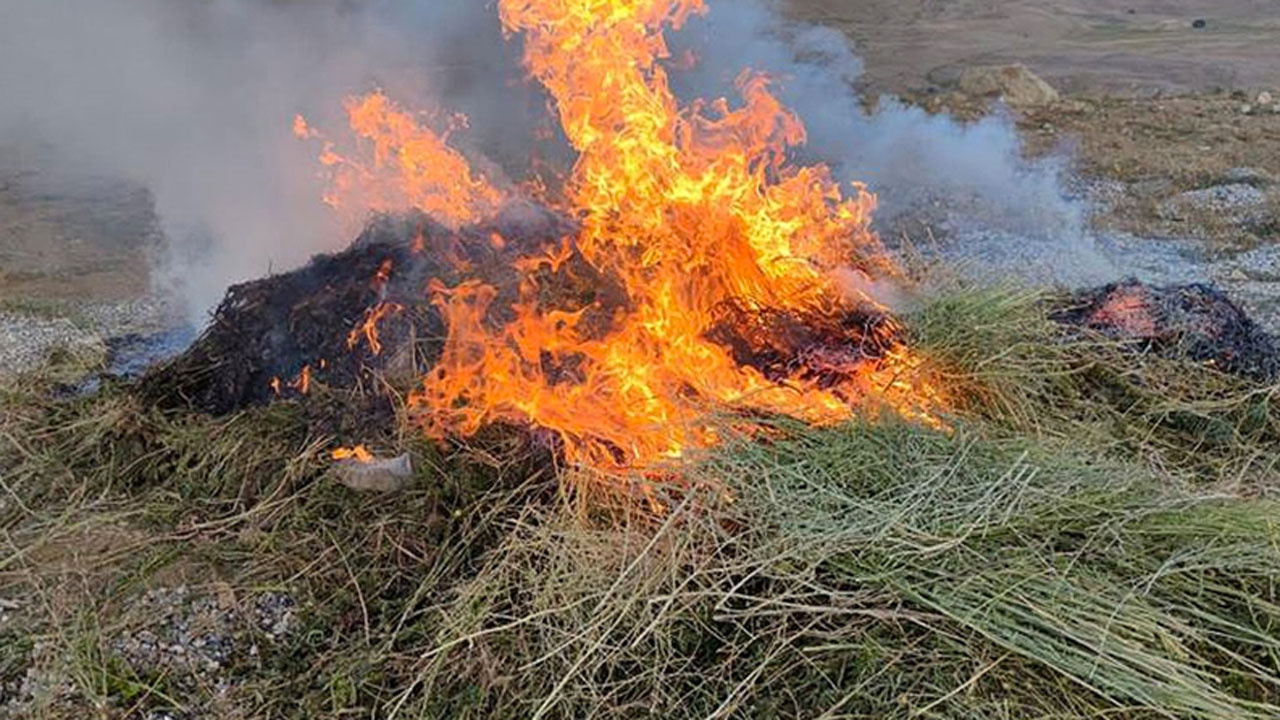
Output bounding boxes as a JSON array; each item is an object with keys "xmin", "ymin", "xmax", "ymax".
[{"xmin": 957, "ymin": 64, "xmax": 1060, "ymax": 107}]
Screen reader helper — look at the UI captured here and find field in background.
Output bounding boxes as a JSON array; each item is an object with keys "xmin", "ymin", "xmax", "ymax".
[{"xmin": 786, "ymin": 0, "xmax": 1280, "ymax": 96}]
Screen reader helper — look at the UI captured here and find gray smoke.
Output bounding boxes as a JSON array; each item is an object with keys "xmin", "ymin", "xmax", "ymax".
[
  {"xmin": 0, "ymin": 0, "xmax": 536, "ymax": 321},
  {"xmin": 669, "ymin": 3, "xmax": 1118, "ymax": 287},
  {"xmin": 0, "ymin": 0, "xmax": 1115, "ymax": 323}
]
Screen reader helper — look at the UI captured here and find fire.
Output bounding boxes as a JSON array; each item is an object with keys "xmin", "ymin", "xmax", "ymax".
[
  {"xmin": 348, "ymin": 301, "xmax": 403, "ymax": 356},
  {"xmin": 332, "ymin": 445, "xmax": 374, "ymax": 463},
  {"xmin": 291, "ymin": 365, "xmax": 312, "ymax": 395},
  {"xmin": 303, "ymin": 0, "xmax": 943, "ymax": 470},
  {"xmin": 297, "ymin": 92, "xmax": 504, "ymax": 228}
]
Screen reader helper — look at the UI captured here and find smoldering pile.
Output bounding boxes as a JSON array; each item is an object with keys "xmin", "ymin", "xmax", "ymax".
[
  {"xmin": 142, "ymin": 210, "xmax": 561, "ymax": 415},
  {"xmin": 1053, "ymin": 279, "xmax": 1278, "ymax": 381},
  {"xmin": 139, "ymin": 211, "xmax": 1277, "ymax": 455},
  {"xmin": 140, "ymin": 212, "xmax": 907, "ymax": 423}
]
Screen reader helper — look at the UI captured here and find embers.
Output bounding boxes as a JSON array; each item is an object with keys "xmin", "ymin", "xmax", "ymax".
[
  {"xmin": 1053, "ymin": 279, "xmax": 1278, "ymax": 381},
  {"xmin": 706, "ymin": 299, "xmax": 901, "ymax": 389}
]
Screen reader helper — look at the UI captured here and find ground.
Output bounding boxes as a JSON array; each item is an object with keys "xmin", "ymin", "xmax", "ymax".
[
  {"xmin": 2, "ymin": 2, "xmax": 1279, "ymax": 719},
  {"xmin": 786, "ymin": 0, "xmax": 1280, "ymax": 96}
]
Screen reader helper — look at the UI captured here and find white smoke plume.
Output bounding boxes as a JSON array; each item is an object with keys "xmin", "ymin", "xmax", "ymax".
[
  {"xmin": 668, "ymin": 4, "xmax": 1118, "ymax": 287},
  {"xmin": 0, "ymin": 0, "xmax": 535, "ymax": 320},
  {"xmin": 0, "ymin": 0, "xmax": 1115, "ymax": 323}
]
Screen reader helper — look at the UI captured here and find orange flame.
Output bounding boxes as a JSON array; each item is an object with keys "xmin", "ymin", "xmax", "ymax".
[
  {"xmin": 305, "ymin": 0, "xmax": 942, "ymax": 470},
  {"xmin": 332, "ymin": 445, "xmax": 374, "ymax": 462},
  {"xmin": 348, "ymin": 301, "xmax": 404, "ymax": 356},
  {"xmin": 298, "ymin": 92, "xmax": 504, "ymax": 228},
  {"xmin": 291, "ymin": 365, "xmax": 312, "ymax": 395}
]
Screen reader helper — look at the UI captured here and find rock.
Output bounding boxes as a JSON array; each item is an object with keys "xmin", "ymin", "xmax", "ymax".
[
  {"xmin": 956, "ymin": 64, "xmax": 1060, "ymax": 107},
  {"xmin": 1241, "ymin": 103, "xmax": 1254, "ymax": 115},
  {"xmin": 1258, "ymin": 91, "xmax": 1274, "ymax": 106},
  {"xmin": 1220, "ymin": 167, "xmax": 1276, "ymax": 187},
  {"xmin": 1192, "ymin": 19, "xmax": 1207, "ymax": 29},
  {"xmin": 334, "ymin": 452, "xmax": 413, "ymax": 492}
]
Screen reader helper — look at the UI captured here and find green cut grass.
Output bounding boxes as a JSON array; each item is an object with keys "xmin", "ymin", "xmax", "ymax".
[{"xmin": 0, "ymin": 285, "xmax": 1277, "ymax": 718}]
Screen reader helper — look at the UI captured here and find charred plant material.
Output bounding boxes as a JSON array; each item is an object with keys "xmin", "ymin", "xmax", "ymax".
[
  {"xmin": 140, "ymin": 210, "xmax": 571, "ymax": 415},
  {"xmin": 140, "ymin": 205, "xmax": 914, "ymax": 459},
  {"xmin": 1053, "ymin": 279, "xmax": 1278, "ymax": 381},
  {"xmin": 707, "ymin": 300, "xmax": 901, "ymax": 390}
]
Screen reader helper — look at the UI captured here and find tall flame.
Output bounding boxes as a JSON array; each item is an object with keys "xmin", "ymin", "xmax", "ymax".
[
  {"xmin": 297, "ymin": 93, "xmax": 504, "ymax": 229},
  {"xmin": 304, "ymin": 0, "xmax": 942, "ymax": 470}
]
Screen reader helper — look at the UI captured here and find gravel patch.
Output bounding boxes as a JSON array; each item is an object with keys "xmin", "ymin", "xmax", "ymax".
[
  {"xmin": 110, "ymin": 585, "xmax": 296, "ymax": 678},
  {"xmin": 1, "ymin": 641, "xmax": 80, "ymax": 720},
  {"xmin": 1211, "ymin": 243, "xmax": 1280, "ymax": 334},
  {"xmin": 2, "ymin": 585, "xmax": 297, "ymax": 720},
  {"xmin": 0, "ymin": 295, "xmax": 184, "ymax": 378},
  {"xmin": 0, "ymin": 312, "xmax": 102, "ymax": 377},
  {"xmin": 1158, "ymin": 183, "xmax": 1275, "ymax": 228}
]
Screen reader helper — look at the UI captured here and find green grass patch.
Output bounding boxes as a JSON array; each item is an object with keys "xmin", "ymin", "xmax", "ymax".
[{"xmin": 0, "ymin": 285, "xmax": 1277, "ymax": 718}]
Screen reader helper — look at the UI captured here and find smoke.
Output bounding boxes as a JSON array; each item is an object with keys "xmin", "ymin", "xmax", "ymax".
[
  {"xmin": 0, "ymin": 0, "xmax": 1115, "ymax": 324},
  {"xmin": 0, "ymin": 0, "xmax": 536, "ymax": 321},
  {"xmin": 668, "ymin": 2, "xmax": 1118, "ymax": 287}
]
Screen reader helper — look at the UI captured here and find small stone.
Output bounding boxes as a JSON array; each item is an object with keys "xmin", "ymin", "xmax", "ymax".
[
  {"xmin": 1241, "ymin": 103, "xmax": 1254, "ymax": 115},
  {"xmin": 1258, "ymin": 91, "xmax": 1274, "ymax": 106},
  {"xmin": 1228, "ymin": 268, "xmax": 1249, "ymax": 282},
  {"xmin": 1191, "ymin": 18, "xmax": 1207, "ymax": 29}
]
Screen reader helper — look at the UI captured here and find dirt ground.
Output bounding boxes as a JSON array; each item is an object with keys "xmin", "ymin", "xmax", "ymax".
[
  {"xmin": 0, "ymin": 146, "xmax": 155, "ymax": 304},
  {"xmin": 786, "ymin": 0, "xmax": 1280, "ymax": 97}
]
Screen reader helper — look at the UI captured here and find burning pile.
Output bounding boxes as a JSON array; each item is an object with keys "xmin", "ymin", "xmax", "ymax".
[
  {"xmin": 1054, "ymin": 279, "xmax": 1278, "ymax": 381},
  {"xmin": 151, "ymin": 0, "xmax": 947, "ymax": 470},
  {"xmin": 145, "ymin": 0, "xmax": 1280, "ymax": 474}
]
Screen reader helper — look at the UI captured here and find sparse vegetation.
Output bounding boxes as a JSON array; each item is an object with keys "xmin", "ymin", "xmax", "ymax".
[{"xmin": 2, "ymin": 286, "xmax": 1278, "ymax": 718}]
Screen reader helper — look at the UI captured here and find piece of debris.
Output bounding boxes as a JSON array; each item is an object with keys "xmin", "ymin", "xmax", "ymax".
[
  {"xmin": 1258, "ymin": 91, "xmax": 1274, "ymax": 106},
  {"xmin": 1191, "ymin": 18, "xmax": 1207, "ymax": 29},
  {"xmin": 333, "ymin": 451, "xmax": 413, "ymax": 493},
  {"xmin": 1053, "ymin": 280, "xmax": 1278, "ymax": 381},
  {"xmin": 956, "ymin": 64, "xmax": 1059, "ymax": 107}
]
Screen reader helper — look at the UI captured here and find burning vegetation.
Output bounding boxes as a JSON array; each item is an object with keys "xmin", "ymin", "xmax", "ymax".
[
  {"xmin": 8, "ymin": 2, "xmax": 1280, "ymax": 718},
  {"xmin": 1054, "ymin": 279, "xmax": 1278, "ymax": 381},
  {"xmin": 151, "ymin": 0, "xmax": 945, "ymax": 470}
]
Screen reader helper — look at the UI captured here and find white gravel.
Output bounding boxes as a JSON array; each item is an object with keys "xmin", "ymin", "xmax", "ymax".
[{"xmin": 0, "ymin": 295, "xmax": 180, "ymax": 378}]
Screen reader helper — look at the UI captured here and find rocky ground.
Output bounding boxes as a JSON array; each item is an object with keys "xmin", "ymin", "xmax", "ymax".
[
  {"xmin": 3, "ymin": 587, "xmax": 296, "ymax": 719},
  {"xmin": 938, "ymin": 88, "xmax": 1280, "ymax": 332},
  {"xmin": 0, "ymin": 146, "xmax": 185, "ymax": 377}
]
